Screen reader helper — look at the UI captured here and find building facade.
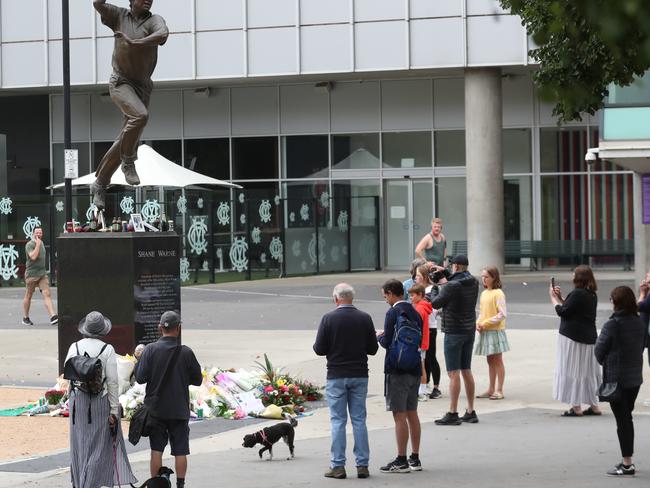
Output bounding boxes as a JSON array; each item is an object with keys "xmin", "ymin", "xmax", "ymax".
[{"xmin": 0, "ymin": 0, "xmax": 635, "ymax": 276}]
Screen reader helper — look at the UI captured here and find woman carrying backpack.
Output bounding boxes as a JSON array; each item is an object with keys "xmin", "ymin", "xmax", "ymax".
[{"xmin": 65, "ymin": 311, "xmax": 136, "ymax": 487}]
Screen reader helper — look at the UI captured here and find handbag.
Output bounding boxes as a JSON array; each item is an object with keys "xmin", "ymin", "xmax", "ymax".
[
  {"xmin": 598, "ymin": 319, "xmax": 621, "ymax": 403},
  {"xmin": 128, "ymin": 345, "xmax": 181, "ymax": 445}
]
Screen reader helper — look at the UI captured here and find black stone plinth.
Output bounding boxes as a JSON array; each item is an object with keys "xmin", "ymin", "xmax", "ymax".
[{"xmin": 56, "ymin": 232, "xmax": 181, "ymax": 372}]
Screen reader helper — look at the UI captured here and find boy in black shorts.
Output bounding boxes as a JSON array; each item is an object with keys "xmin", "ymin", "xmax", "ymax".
[{"xmin": 378, "ymin": 280, "xmax": 423, "ymax": 473}]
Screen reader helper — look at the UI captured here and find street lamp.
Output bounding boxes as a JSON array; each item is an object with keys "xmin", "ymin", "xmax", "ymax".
[{"xmin": 62, "ymin": 0, "xmax": 72, "ymax": 226}]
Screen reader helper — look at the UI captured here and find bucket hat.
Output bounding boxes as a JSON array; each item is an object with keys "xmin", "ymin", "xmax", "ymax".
[{"xmin": 78, "ymin": 311, "xmax": 112, "ymax": 337}]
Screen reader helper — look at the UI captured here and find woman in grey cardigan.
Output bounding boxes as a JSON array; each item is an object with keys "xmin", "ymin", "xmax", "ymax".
[{"xmin": 595, "ymin": 286, "xmax": 646, "ymax": 477}]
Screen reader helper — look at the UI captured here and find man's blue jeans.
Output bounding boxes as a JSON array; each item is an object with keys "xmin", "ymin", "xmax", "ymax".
[{"xmin": 326, "ymin": 377, "xmax": 370, "ymax": 468}]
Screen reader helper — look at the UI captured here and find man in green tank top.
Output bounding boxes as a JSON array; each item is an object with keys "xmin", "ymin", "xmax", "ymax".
[
  {"xmin": 415, "ymin": 218, "xmax": 447, "ymax": 265},
  {"xmin": 22, "ymin": 227, "xmax": 58, "ymax": 326}
]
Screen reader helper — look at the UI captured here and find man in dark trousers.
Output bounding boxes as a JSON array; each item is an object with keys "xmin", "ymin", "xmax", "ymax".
[
  {"xmin": 135, "ymin": 311, "xmax": 202, "ymax": 488},
  {"xmin": 430, "ymin": 255, "xmax": 480, "ymax": 426},
  {"xmin": 91, "ymin": 0, "xmax": 169, "ymax": 208},
  {"xmin": 314, "ymin": 283, "xmax": 378, "ymax": 480},
  {"xmin": 378, "ymin": 279, "xmax": 423, "ymax": 474}
]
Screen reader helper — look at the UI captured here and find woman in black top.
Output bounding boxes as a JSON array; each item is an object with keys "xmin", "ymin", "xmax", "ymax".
[
  {"xmin": 595, "ymin": 286, "xmax": 646, "ymax": 476},
  {"xmin": 550, "ymin": 265, "xmax": 602, "ymax": 416}
]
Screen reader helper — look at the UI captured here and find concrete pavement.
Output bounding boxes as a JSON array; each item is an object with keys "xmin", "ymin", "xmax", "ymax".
[{"xmin": 1, "ymin": 270, "xmax": 649, "ymax": 486}]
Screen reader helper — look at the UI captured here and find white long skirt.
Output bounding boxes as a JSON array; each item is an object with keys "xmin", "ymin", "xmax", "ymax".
[{"xmin": 553, "ymin": 334, "xmax": 602, "ymax": 406}]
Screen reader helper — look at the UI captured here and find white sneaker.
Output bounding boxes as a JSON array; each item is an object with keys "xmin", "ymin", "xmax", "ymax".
[{"xmin": 418, "ymin": 394, "xmax": 428, "ymax": 402}]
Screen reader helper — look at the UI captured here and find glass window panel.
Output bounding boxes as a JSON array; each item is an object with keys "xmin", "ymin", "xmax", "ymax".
[
  {"xmin": 184, "ymin": 138, "xmax": 229, "ymax": 180},
  {"xmin": 331, "ymin": 133, "xmax": 380, "ymax": 170},
  {"xmin": 150, "ymin": 140, "xmax": 182, "ymax": 165},
  {"xmin": 541, "ymin": 174, "xmax": 588, "ymax": 241},
  {"xmin": 281, "ymin": 135, "xmax": 329, "ymax": 178},
  {"xmin": 540, "ymin": 127, "xmax": 588, "ymax": 172},
  {"xmin": 504, "ymin": 176, "xmax": 532, "ymax": 241},
  {"xmin": 332, "ymin": 179, "xmax": 380, "ymax": 226},
  {"xmin": 232, "ymin": 137, "xmax": 279, "ymax": 180},
  {"xmin": 283, "ymin": 180, "xmax": 328, "ymax": 228},
  {"xmin": 434, "ymin": 130, "xmax": 465, "ymax": 166},
  {"xmin": 503, "ymin": 128, "xmax": 531, "ymax": 173},
  {"xmin": 435, "ymin": 177, "xmax": 466, "ymax": 246},
  {"xmin": 382, "ymin": 131, "xmax": 432, "ymax": 168},
  {"xmin": 590, "ymin": 173, "xmax": 634, "ymax": 241},
  {"xmin": 92, "ymin": 142, "xmax": 112, "ymax": 172}
]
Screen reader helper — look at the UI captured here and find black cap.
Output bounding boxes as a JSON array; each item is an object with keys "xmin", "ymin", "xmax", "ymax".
[
  {"xmin": 160, "ymin": 310, "xmax": 181, "ymax": 328},
  {"xmin": 450, "ymin": 254, "xmax": 469, "ymax": 266}
]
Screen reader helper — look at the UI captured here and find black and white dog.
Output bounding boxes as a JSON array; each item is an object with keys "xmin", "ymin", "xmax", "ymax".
[
  {"xmin": 130, "ymin": 466, "xmax": 174, "ymax": 488},
  {"xmin": 242, "ymin": 417, "xmax": 298, "ymax": 460}
]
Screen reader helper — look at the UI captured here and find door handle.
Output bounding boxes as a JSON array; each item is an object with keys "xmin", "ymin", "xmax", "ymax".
[{"xmin": 413, "ymin": 224, "xmax": 420, "ymax": 230}]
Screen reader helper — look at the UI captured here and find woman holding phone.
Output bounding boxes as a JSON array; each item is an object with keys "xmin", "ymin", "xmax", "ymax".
[{"xmin": 549, "ymin": 265, "xmax": 602, "ymax": 416}]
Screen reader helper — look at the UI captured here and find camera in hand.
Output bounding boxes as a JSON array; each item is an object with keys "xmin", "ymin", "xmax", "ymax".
[{"xmin": 428, "ymin": 268, "xmax": 450, "ymax": 284}]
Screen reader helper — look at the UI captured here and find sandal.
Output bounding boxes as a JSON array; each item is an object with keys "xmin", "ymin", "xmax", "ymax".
[
  {"xmin": 489, "ymin": 393, "xmax": 504, "ymax": 400},
  {"xmin": 583, "ymin": 407, "xmax": 602, "ymax": 416},
  {"xmin": 561, "ymin": 409, "xmax": 583, "ymax": 417},
  {"xmin": 476, "ymin": 392, "xmax": 493, "ymax": 399}
]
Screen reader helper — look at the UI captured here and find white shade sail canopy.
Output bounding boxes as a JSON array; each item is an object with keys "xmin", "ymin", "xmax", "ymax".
[{"xmin": 51, "ymin": 144, "xmax": 241, "ymax": 189}]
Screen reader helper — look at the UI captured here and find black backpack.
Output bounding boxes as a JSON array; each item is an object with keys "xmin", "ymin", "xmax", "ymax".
[{"xmin": 63, "ymin": 342, "xmax": 108, "ymax": 424}]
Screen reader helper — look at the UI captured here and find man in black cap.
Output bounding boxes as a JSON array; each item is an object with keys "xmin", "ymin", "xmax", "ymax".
[
  {"xmin": 135, "ymin": 311, "xmax": 202, "ymax": 488},
  {"xmin": 429, "ymin": 255, "xmax": 480, "ymax": 425}
]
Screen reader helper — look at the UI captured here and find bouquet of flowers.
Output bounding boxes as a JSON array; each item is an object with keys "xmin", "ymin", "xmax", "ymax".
[{"xmin": 44, "ymin": 389, "xmax": 66, "ymax": 406}]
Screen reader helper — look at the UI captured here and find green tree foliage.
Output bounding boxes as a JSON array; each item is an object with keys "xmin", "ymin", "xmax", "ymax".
[{"xmin": 501, "ymin": 0, "xmax": 650, "ymax": 122}]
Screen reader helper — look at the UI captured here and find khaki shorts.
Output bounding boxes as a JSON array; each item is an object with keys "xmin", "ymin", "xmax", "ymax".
[{"xmin": 25, "ymin": 275, "xmax": 49, "ymax": 294}]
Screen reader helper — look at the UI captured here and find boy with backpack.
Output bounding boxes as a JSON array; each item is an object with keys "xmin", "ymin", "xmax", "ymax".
[
  {"xmin": 408, "ymin": 284, "xmax": 432, "ymax": 401},
  {"xmin": 378, "ymin": 279, "xmax": 423, "ymax": 473}
]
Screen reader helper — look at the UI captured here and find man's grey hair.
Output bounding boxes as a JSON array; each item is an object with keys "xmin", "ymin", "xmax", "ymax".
[{"xmin": 333, "ymin": 283, "xmax": 355, "ymax": 301}]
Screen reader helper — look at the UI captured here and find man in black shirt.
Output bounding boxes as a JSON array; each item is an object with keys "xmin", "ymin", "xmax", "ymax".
[
  {"xmin": 135, "ymin": 311, "xmax": 202, "ymax": 488},
  {"xmin": 314, "ymin": 283, "xmax": 378, "ymax": 480}
]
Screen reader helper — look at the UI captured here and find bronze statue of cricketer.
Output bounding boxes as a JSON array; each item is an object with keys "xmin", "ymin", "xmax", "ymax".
[{"xmin": 91, "ymin": 0, "xmax": 169, "ymax": 209}]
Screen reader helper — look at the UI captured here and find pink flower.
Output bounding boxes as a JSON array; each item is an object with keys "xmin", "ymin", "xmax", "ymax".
[{"xmin": 264, "ymin": 385, "xmax": 274, "ymax": 393}]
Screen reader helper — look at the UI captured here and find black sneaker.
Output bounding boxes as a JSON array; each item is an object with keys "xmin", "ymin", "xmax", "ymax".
[
  {"xmin": 606, "ymin": 463, "xmax": 635, "ymax": 476},
  {"xmin": 429, "ymin": 388, "xmax": 442, "ymax": 399},
  {"xmin": 50, "ymin": 315, "xmax": 58, "ymax": 326},
  {"xmin": 435, "ymin": 411, "xmax": 462, "ymax": 425},
  {"xmin": 22, "ymin": 317, "xmax": 34, "ymax": 326},
  {"xmin": 379, "ymin": 458, "xmax": 410, "ymax": 474},
  {"xmin": 408, "ymin": 456, "xmax": 422, "ymax": 472},
  {"xmin": 460, "ymin": 410, "xmax": 479, "ymax": 424}
]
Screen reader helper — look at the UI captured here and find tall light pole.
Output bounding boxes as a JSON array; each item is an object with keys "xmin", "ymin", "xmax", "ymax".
[{"xmin": 62, "ymin": 0, "xmax": 72, "ymax": 225}]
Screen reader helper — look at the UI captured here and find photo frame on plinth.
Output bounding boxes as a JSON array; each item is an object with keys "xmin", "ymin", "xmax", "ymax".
[{"xmin": 131, "ymin": 213, "xmax": 145, "ymax": 232}]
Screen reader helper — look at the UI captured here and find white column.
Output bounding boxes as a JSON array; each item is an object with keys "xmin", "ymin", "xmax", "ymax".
[
  {"xmin": 633, "ymin": 173, "xmax": 650, "ymax": 286},
  {"xmin": 465, "ymin": 68, "xmax": 504, "ymax": 274}
]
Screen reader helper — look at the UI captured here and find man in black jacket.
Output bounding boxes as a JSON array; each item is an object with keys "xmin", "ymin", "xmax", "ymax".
[
  {"xmin": 135, "ymin": 311, "xmax": 202, "ymax": 488},
  {"xmin": 314, "ymin": 283, "xmax": 378, "ymax": 480},
  {"xmin": 430, "ymin": 255, "xmax": 479, "ymax": 426}
]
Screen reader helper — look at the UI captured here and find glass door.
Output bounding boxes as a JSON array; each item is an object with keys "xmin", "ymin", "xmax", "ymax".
[{"xmin": 384, "ymin": 179, "xmax": 433, "ymax": 270}]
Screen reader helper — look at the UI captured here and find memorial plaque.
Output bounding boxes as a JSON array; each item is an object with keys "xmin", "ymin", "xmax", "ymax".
[
  {"xmin": 57, "ymin": 232, "xmax": 180, "ymax": 372},
  {"xmin": 134, "ymin": 238, "xmax": 181, "ymax": 344}
]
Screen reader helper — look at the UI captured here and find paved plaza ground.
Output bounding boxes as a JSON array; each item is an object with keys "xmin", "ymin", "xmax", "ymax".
[{"xmin": 1, "ymin": 270, "xmax": 649, "ymax": 487}]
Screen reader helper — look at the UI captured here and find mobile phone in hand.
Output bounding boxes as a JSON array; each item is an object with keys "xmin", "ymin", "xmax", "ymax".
[{"xmin": 551, "ymin": 277, "xmax": 555, "ymax": 288}]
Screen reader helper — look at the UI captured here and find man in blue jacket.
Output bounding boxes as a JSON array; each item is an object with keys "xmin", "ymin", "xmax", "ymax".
[
  {"xmin": 377, "ymin": 279, "xmax": 423, "ymax": 474},
  {"xmin": 314, "ymin": 283, "xmax": 378, "ymax": 480},
  {"xmin": 430, "ymin": 255, "xmax": 479, "ymax": 426}
]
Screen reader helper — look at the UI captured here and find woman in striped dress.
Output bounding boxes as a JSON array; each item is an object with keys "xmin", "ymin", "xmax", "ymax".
[
  {"xmin": 65, "ymin": 311, "xmax": 137, "ymax": 487},
  {"xmin": 550, "ymin": 266, "xmax": 603, "ymax": 417}
]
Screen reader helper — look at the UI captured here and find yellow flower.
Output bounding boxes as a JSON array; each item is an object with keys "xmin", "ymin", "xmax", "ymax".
[{"xmin": 276, "ymin": 378, "xmax": 285, "ymax": 387}]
